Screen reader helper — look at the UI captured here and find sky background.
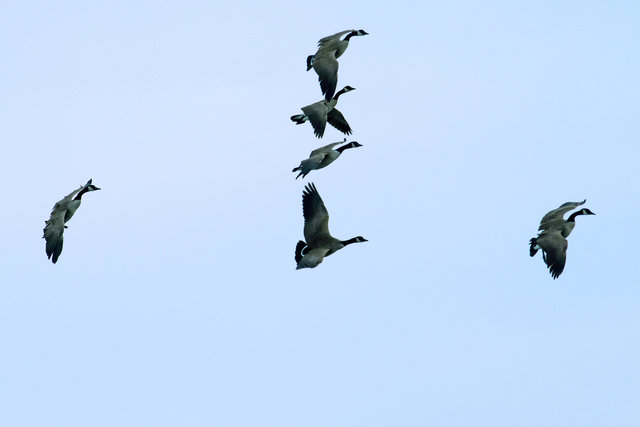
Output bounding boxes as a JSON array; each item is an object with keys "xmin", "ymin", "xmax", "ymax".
[{"xmin": 1, "ymin": 1, "xmax": 639, "ymax": 426}]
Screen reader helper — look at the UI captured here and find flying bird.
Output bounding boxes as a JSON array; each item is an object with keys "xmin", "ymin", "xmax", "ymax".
[
  {"xmin": 292, "ymin": 138, "xmax": 362, "ymax": 179},
  {"xmin": 290, "ymin": 85, "xmax": 355, "ymax": 138},
  {"xmin": 529, "ymin": 200, "xmax": 595, "ymax": 279},
  {"xmin": 295, "ymin": 183, "xmax": 367, "ymax": 269},
  {"xmin": 43, "ymin": 179, "xmax": 101, "ymax": 263},
  {"xmin": 306, "ymin": 29, "xmax": 368, "ymax": 101}
]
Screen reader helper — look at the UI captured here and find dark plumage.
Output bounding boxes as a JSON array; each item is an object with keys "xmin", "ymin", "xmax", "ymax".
[
  {"xmin": 529, "ymin": 200, "xmax": 595, "ymax": 279},
  {"xmin": 295, "ymin": 183, "xmax": 367, "ymax": 269}
]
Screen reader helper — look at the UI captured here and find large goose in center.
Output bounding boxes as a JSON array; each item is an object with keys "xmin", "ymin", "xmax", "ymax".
[{"xmin": 529, "ymin": 199, "xmax": 595, "ymax": 279}]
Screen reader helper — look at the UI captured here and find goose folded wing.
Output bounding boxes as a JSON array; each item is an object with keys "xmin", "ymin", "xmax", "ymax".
[
  {"xmin": 299, "ymin": 153, "xmax": 327, "ymax": 175},
  {"xmin": 296, "ymin": 247, "xmax": 331, "ymax": 269}
]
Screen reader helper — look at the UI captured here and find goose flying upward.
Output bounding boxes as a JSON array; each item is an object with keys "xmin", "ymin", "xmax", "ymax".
[
  {"xmin": 43, "ymin": 179, "xmax": 100, "ymax": 264},
  {"xmin": 529, "ymin": 200, "xmax": 595, "ymax": 279}
]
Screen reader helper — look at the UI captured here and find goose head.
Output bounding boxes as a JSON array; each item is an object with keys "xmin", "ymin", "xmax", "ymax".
[
  {"xmin": 336, "ymin": 141, "xmax": 363, "ymax": 154},
  {"xmin": 84, "ymin": 179, "xmax": 101, "ymax": 192},
  {"xmin": 340, "ymin": 235, "xmax": 368, "ymax": 246},
  {"xmin": 567, "ymin": 207, "xmax": 595, "ymax": 222},
  {"xmin": 346, "ymin": 29, "xmax": 369, "ymax": 40},
  {"xmin": 332, "ymin": 85, "xmax": 356, "ymax": 101}
]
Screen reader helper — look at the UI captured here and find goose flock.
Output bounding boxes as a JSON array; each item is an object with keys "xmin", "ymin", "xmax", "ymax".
[
  {"xmin": 42, "ymin": 29, "xmax": 595, "ymax": 279},
  {"xmin": 291, "ymin": 29, "xmax": 369, "ymax": 269}
]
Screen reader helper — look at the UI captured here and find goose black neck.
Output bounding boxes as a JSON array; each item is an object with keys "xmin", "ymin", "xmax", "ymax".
[
  {"xmin": 567, "ymin": 211, "xmax": 585, "ymax": 222},
  {"xmin": 73, "ymin": 187, "xmax": 90, "ymax": 201},
  {"xmin": 333, "ymin": 89, "xmax": 345, "ymax": 100},
  {"xmin": 341, "ymin": 237, "xmax": 360, "ymax": 246},
  {"xmin": 336, "ymin": 143, "xmax": 355, "ymax": 153},
  {"xmin": 344, "ymin": 31, "xmax": 357, "ymax": 41}
]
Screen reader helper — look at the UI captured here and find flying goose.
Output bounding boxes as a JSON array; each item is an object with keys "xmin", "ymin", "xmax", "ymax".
[
  {"xmin": 43, "ymin": 179, "xmax": 101, "ymax": 263},
  {"xmin": 290, "ymin": 85, "xmax": 355, "ymax": 138},
  {"xmin": 529, "ymin": 200, "xmax": 595, "ymax": 279},
  {"xmin": 295, "ymin": 183, "xmax": 367, "ymax": 269},
  {"xmin": 292, "ymin": 138, "xmax": 363, "ymax": 179},
  {"xmin": 306, "ymin": 29, "xmax": 368, "ymax": 101}
]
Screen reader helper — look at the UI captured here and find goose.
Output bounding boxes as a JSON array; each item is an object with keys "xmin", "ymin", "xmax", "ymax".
[
  {"xmin": 529, "ymin": 200, "xmax": 595, "ymax": 279},
  {"xmin": 290, "ymin": 85, "xmax": 355, "ymax": 138},
  {"xmin": 292, "ymin": 138, "xmax": 362, "ymax": 179},
  {"xmin": 306, "ymin": 29, "xmax": 368, "ymax": 101},
  {"xmin": 43, "ymin": 179, "xmax": 101, "ymax": 263},
  {"xmin": 295, "ymin": 183, "xmax": 367, "ymax": 269}
]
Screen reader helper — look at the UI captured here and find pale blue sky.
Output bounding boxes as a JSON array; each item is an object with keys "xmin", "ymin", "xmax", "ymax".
[{"xmin": 1, "ymin": 1, "xmax": 639, "ymax": 426}]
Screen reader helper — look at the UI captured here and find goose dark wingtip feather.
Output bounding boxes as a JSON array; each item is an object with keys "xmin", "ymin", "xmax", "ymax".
[{"xmin": 529, "ymin": 238, "xmax": 538, "ymax": 257}]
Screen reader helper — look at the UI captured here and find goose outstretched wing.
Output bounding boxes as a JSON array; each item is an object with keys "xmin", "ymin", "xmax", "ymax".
[
  {"xmin": 327, "ymin": 108, "xmax": 352, "ymax": 135},
  {"xmin": 302, "ymin": 183, "xmax": 331, "ymax": 246},
  {"xmin": 538, "ymin": 200, "xmax": 586, "ymax": 231},
  {"xmin": 539, "ymin": 232, "xmax": 569, "ymax": 279},
  {"xmin": 43, "ymin": 212, "xmax": 66, "ymax": 263},
  {"xmin": 309, "ymin": 139, "xmax": 346, "ymax": 157},
  {"xmin": 317, "ymin": 30, "xmax": 355, "ymax": 46},
  {"xmin": 301, "ymin": 102, "xmax": 328, "ymax": 138}
]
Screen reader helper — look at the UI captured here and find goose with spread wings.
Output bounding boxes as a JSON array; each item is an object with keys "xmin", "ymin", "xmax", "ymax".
[
  {"xmin": 306, "ymin": 29, "xmax": 368, "ymax": 101},
  {"xmin": 43, "ymin": 179, "xmax": 100, "ymax": 263},
  {"xmin": 529, "ymin": 200, "xmax": 595, "ymax": 279},
  {"xmin": 295, "ymin": 183, "xmax": 367, "ymax": 269},
  {"xmin": 291, "ymin": 86, "xmax": 355, "ymax": 138}
]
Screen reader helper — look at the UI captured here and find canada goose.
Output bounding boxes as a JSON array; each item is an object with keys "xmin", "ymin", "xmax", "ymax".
[
  {"xmin": 292, "ymin": 138, "xmax": 363, "ymax": 179},
  {"xmin": 306, "ymin": 29, "xmax": 368, "ymax": 101},
  {"xmin": 43, "ymin": 179, "xmax": 101, "ymax": 263},
  {"xmin": 290, "ymin": 85, "xmax": 355, "ymax": 138},
  {"xmin": 295, "ymin": 183, "xmax": 367, "ymax": 269},
  {"xmin": 529, "ymin": 200, "xmax": 595, "ymax": 279}
]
